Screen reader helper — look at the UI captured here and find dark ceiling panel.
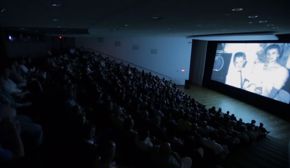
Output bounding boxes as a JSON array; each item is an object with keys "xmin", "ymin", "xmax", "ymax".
[{"xmin": 0, "ymin": 0, "xmax": 289, "ymax": 36}]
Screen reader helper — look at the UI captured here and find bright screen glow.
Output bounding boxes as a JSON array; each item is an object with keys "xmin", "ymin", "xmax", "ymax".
[{"xmin": 211, "ymin": 43, "xmax": 290, "ymax": 104}]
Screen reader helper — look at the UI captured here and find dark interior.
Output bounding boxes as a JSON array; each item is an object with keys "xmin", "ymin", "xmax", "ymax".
[{"xmin": 0, "ymin": 1, "xmax": 290, "ymax": 168}]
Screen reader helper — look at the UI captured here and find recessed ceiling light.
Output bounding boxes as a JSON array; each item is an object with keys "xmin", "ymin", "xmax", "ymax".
[
  {"xmin": 266, "ymin": 23, "xmax": 275, "ymax": 27},
  {"xmin": 52, "ymin": 18, "xmax": 59, "ymax": 22},
  {"xmin": 271, "ymin": 26, "xmax": 279, "ymax": 30},
  {"xmin": 151, "ymin": 16, "xmax": 161, "ymax": 20},
  {"xmin": 51, "ymin": 3, "xmax": 62, "ymax": 7},
  {"xmin": 248, "ymin": 15, "xmax": 259, "ymax": 19},
  {"xmin": 0, "ymin": 8, "xmax": 7, "ymax": 13},
  {"xmin": 231, "ymin": 8, "xmax": 244, "ymax": 12},
  {"xmin": 248, "ymin": 21, "xmax": 254, "ymax": 24},
  {"xmin": 258, "ymin": 20, "xmax": 268, "ymax": 24}
]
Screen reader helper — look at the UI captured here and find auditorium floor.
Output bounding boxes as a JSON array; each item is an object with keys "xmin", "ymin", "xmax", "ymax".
[
  {"xmin": 179, "ymin": 85, "xmax": 290, "ymax": 168},
  {"xmin": 179, "ymin": 85, "xmax": 290, "ymax": 141}
]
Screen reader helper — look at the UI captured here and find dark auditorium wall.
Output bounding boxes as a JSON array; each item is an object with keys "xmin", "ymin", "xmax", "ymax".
[
  {"xmin": 4, "ymin": 34, "xmax": 75, "ymax": 58},
  {"xmin": 76, "ymin": 35, "xmax": 192, "ymax": 85},
  {"xmin": 48, "ymin": 36, "xmax": 75, "ymax": 51},
  {"xmin": 189, "ymin": 40, "xmax": 208, "ymax": 86},
  {"xmin": 6, "ymin": 39, "xmax": 49, "ymax": 58}
]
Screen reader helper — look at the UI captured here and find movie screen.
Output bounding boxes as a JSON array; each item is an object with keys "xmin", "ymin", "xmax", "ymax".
[{"xmin": 211, "ymin": 43, "xmax": 290, "ymax": 104}]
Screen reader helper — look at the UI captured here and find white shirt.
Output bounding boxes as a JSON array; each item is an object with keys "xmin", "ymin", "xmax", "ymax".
[{"xmin": 226, "ymin": 66, "xmax": 251, "ymax": 89}]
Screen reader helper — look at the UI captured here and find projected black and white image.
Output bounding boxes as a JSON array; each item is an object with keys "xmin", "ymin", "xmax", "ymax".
[{"xmin": 211, "ymin": 43, "xmax": 290, "ymax": 104}]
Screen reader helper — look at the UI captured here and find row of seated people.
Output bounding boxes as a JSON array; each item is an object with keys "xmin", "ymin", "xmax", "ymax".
[
  {"xmin": 0, "ymin": 58, "xmax": 43, "ymax": 166},
  {"xmin": 0, "ymin": 48, "xmax": 269, "ymax": 168}
]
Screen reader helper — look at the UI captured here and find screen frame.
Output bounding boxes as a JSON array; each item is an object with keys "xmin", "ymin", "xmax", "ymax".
[{"xmin": 203, "ymin": 40, "xmax": 290, "ymax": 118}]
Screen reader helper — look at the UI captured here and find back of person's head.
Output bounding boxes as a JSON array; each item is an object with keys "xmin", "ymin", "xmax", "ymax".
[
  {"xmin": 99, "ymin": 140, "xmax": 116, "ymax": 163},
  {"xmin": 0, "ymin": 104, "xmax": 16, "ymax": 122},
  {"xmin": 159, "ymin": 142, "xmax": 171, "ymax": 155},
  {"xmin": 0, "ymin": 104, "xmax": 7, "ymax": 121},
  {"xmin": 124, "ymin": 115, "xmax": 134, "ymax": 130}
]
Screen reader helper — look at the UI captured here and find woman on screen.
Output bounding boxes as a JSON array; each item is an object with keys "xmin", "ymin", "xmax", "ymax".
[
  {"xmin": 261, "ymin": 45, "xmax": 288, "ymax": 97},
  {"xmin": 244, "ymin": 44, "xmax": 290, "ymax": 103}
]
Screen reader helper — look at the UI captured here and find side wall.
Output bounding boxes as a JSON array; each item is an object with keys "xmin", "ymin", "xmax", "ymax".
[
  {"xmin": 6, "ymin": 37, "xmax": 76, "ymax": 58},
  {"xmin": 76, "ymin": 35, "xmax": 192, "ymax": 85}
]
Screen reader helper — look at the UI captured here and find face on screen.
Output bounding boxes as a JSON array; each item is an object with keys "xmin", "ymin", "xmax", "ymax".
[
  {"xmin": 211, "ymin": 43, "xmax": 290, "ymax": 104},
  {"xmin": 266, "ymin": 48, "xmax": 279, "ymax": 63},
  {"xmin": 234, "ymin": 56, "xmax": 246, "ymax": 70}
]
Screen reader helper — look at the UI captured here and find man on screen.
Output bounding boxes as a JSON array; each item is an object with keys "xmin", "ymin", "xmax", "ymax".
[{"xmin": 225, "ymin": 52, "xmax": 249, "ymax": 89}]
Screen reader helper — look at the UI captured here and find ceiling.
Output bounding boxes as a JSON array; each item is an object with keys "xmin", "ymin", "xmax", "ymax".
[{"xmin": 0, "ymin": 0, "xmax": 290, "ymax": 36}]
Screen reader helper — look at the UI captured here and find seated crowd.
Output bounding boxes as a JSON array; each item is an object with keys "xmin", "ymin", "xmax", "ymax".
[{"xmin": 0, "ymin": 48, "xmax": 269, "ymax": 168}]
